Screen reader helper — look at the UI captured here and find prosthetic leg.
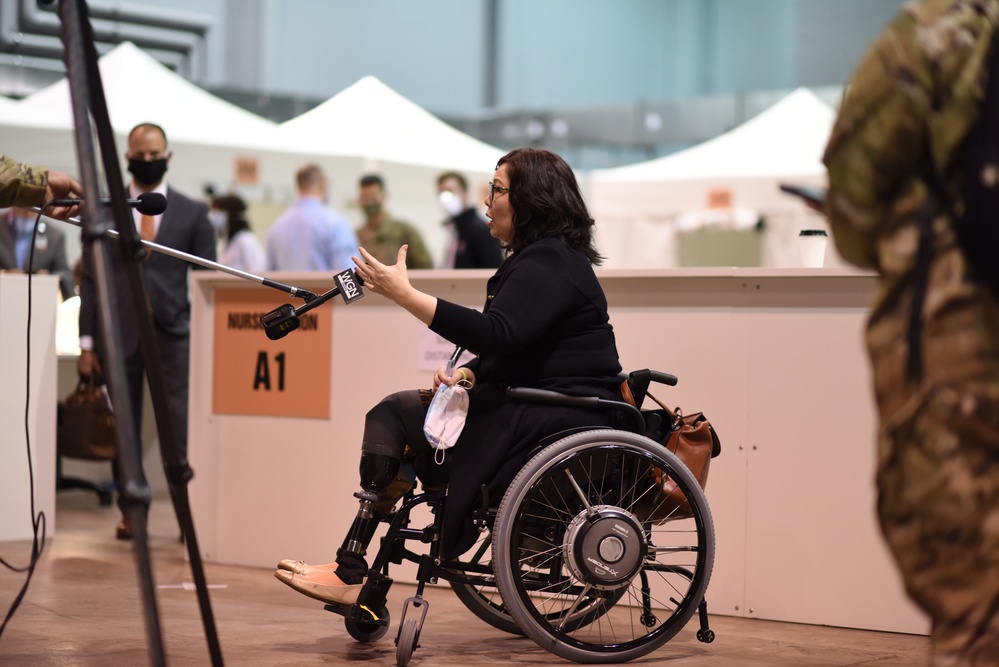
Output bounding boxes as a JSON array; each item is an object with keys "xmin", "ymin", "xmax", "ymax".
[{"xmin": 337, "ymin": 451, "xmax": 413, "ymax": 579}]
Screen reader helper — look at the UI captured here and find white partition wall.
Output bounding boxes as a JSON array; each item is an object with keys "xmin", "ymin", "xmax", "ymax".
[
  {"xmin": 187, "ymin": 268, "xmax": 928, "ymax": 636},
  {"xmin": 0, "ymin": 274, "xmax": 59, "ymax": 542}
]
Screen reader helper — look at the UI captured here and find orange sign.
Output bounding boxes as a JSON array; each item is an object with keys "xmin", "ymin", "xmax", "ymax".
[
  {"xmin": 234, "ymin": 156, "xmax": 260, "ymax": 185},
  {"xmin": 212, "ymin": 288, "xmax": 332, "ymax": 419}
]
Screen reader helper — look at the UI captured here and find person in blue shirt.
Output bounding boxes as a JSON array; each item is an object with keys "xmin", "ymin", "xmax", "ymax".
[
  {"xmin": 266, "ymin": 163, "xmax": 359, "ymax": 271},
  {"xmin": 0, "ymin": 207, "xmax": 75, "ymax": 298}
]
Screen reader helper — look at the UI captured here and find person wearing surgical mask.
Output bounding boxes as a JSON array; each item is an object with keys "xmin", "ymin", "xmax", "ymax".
[
  {"xmin": 436, "ymin": 171, "xmax": 503, "ymax": 269},
  {"xmin": 355, "ymin": 173, "xmax": 433, "ymax": 269},
  {"xmin": 77, "ymin": 121, "xmax": 216, "ymax": 541},
  {"xmin": 213, "ymin": 194, "xmax": 265, "ymax": 273},
  {"xmin": 0, "ymin": 206, "xmax": 75, "ymax": 298}
]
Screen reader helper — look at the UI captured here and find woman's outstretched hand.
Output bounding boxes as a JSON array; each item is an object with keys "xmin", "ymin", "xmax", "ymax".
[
  {"xmin": 352, "ymin": 245, "xmax": 439, "ymax": 325},
  {"xmin": 352, "ymin": 245, "xmax": 409, "ymax": 300}
]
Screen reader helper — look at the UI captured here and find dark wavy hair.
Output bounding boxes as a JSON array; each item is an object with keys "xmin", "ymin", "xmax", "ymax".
[
  {"xmin": 497, "ymin": 148, "xmax": 602, "ymax": 264},
  {"xmin": 212, "ymin": 194, "xmax": 250, "ymax": 243}
]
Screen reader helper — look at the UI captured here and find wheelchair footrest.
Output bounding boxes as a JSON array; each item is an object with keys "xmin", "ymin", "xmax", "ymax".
[{"xmin": 323, "ymin": 601, "xmax": 391, "ymax": 628}]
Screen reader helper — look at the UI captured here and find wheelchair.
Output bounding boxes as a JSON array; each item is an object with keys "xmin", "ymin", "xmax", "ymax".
[{"xmin": 322, "ymin": 369, "xmax": 716, "ymax": 665}]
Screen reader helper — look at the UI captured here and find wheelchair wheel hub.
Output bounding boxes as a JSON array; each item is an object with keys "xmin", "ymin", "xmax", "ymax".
[{"xmin": 563, "ymin": 505, "xmax": 646, "ymax": 590}]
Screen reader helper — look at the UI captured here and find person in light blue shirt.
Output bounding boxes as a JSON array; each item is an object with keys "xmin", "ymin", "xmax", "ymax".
[{"xmin": 266, "ymin": 163, "xmax": 359, "ymax": 271}]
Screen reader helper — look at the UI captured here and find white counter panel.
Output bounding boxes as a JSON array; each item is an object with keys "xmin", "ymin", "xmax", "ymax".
[{"xmin": 188, "ymin": 268, "xmax": 926, "ymax": 635}]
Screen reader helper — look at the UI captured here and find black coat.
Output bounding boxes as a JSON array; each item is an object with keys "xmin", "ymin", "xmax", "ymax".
[
  {"xmin": 428, "ymin": 238, "xmax": 621, "ymax": 557},
  {"xmin": 447, "ymin": 208, "xmax": 503, "ymax": 269},
  {"xmin": 79, "ymin": 186, "xmax": 216, "ymax": 354},
  {"xmin": 78, "ymin": 185, "xmax": 215, "ymax": 498}
]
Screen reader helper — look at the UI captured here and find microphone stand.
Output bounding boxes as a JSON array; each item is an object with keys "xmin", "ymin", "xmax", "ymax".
[
  {"xmin": 39, "ymin": 210, "xmax": 364, "ymax": 336},
  {"xmin": 41, "ymin": 212, "xmax": 321, "ymax": 301},
  {"xmin": 58, "ymin": 1, "xmax": 218, "ymax": 664}
]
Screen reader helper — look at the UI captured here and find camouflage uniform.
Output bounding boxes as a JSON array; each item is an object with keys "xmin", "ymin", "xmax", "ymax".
[
  {"xmin": 0, "ymin": 154, "xmax": 49, "ymax": 209},
  {"xmin": 356, "ymin": 216, "xmax": 434, "ymax": 269},
  {"xmin": 825, "ymin": 1, "xmax": 999, "ymax": 663}
]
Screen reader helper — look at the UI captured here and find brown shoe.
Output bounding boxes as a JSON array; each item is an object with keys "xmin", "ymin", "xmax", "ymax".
[
  {"xmin": 276, "ymin": 560, "xmax": 338, "ymax": 577},
  {"xmin": 273, "ymin": 569, "xmax": 362, "ymax": 606},
  {"xmin": 116, "ymin": 516, "xmax": 133, "ymax": 540}
]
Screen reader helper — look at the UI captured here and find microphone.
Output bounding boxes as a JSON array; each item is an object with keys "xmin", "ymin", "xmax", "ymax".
[
  {"xmin": 50, "ymin": 191, "xmax": 168, "ymax": 216},
  {"xmin": 261, "ymin": 269, "xmax": 365, "ymax": 340}
]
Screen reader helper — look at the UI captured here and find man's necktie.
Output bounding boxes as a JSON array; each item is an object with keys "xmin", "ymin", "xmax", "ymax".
[{"xmin": 140, "ymin": 214, "xmax": 155, "ymax": 258}]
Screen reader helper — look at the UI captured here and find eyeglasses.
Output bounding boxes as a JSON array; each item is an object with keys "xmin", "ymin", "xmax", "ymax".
[{"xmin": 487, "ymin": 182, "xmax": 510, "ymax": 204}]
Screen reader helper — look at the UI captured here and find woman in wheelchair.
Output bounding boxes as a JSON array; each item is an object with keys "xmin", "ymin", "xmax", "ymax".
[{"xmin": 274, "ymin": 148, "xmax": 625, "ymax": 607}]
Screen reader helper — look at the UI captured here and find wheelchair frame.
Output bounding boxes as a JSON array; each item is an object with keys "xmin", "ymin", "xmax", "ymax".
[{"xmin": 322, "ymin": 371, "xmax": 716, "ymax": 665}]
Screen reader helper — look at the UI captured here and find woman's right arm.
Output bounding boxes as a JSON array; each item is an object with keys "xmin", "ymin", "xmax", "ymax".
[{"xmin": 430, "ymin": 242, "xmax": 572, "ymax": 355}]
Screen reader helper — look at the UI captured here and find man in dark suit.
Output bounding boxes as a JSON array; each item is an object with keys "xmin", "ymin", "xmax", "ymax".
[
  {"xmin": 0, "ymin": 207, "xmax": 75, "ymax": 298},
  {"xmin": 436, "ymin": 171, "xmax": 503, "ymax": 269},
  {"xmin": 78, "ymin": 122, "xmax": 216, "ymax": 539}
]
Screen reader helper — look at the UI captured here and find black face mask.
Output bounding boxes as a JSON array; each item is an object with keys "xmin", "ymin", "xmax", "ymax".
[{"xmin": 128, "ymin": 157, "xmax": 168, "ymax": 187}]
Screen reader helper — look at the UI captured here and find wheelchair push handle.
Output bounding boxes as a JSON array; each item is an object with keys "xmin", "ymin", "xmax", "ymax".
[
  {"xmin": 617, "ymin": 369, "xmax": 678, "ymax": 388},
  {"xmin": 648, "ymin": 370, "xmax": 678, "ymax": 386}
]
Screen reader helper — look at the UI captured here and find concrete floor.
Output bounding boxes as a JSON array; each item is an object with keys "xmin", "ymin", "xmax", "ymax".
[{"xmin": 0, "ymin": 490, "xmax": 930, "ymax": 666}]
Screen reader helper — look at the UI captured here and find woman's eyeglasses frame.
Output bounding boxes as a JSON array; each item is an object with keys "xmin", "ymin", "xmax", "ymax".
[{"xmin": 487, "ymin": 182, "xmax": 510, "ymax": 204}]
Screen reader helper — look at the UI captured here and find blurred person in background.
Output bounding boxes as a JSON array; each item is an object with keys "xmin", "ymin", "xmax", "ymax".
[
  {"xmin": 0, "ymin": 206, "xmax": 75, "ymax": 298},
  {"xmin": 267, "ymin": 163, "xmax": 358, "ymax": 272},
  {"xmin": 212, "ymin": 194, "xmax": 265, "ymax": 273},
  {"xmin": 436, "ymin": 171, "xmax": 502, "ymax": 269},
  {"xmin": 356, "ymin": 173, "xmax": 433, "ymax": 269},
  {"xmin": 77, "ymin": 122, "xmax": 216, "ymax": 540}
]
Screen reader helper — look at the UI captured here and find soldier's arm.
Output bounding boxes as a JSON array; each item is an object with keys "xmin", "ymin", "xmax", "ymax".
[
  {"xmin": 0, "ymin": 154, "xmax": 49, "ymax": 208},
  {"xmin": 0, "ymin": 155, "xmax": 83, "ymax": 218},
  {"xmin": 822, "ymin": 10, "xmax": 934, "ymax": 269}
]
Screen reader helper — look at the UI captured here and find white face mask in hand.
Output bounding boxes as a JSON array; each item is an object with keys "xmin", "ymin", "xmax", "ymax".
[{"xmin": 423, "ymin": 380, "xmax": 470, "ymax": 464}]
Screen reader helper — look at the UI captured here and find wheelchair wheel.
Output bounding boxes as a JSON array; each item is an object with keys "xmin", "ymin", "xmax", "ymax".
[
  {"xmin": 492, "ymin": 430, "xmax": 715, "ymax": 663},
  {"xmin": 395, "ymin": 617, "xmax": 419, "ymax": 666},
  {"xmin": 449, "ymin": 528, "xmax": 626, "ymax": 636}
]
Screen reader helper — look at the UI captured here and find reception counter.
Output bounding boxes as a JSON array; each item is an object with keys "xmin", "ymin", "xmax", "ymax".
[
  {"xmin": 188, "ymin": 267, "xmax": 926, "ymax": 635},
  {"xmin": 0, "ymin": 274, "xmax": 58, "ymax": 542}
]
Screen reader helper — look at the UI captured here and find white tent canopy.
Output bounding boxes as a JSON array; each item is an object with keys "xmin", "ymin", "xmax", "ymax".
[
  {"xmin": 17, "ymin": 41, "xmax": 278, "ymax": 149},
  {"xmin": 275, "ymin": 76, "xmax": 504, "ymax": 173},
  {"xmin": 0, "ymin": 41, "xmax": 296, "ymax": 204},
  {"xmin": 588, "ymin": 88, "xmax": 837, "ymax": 268},
  {"xmin": 0, "ymin": 49, "xmax": 508, "ymax": 267}
]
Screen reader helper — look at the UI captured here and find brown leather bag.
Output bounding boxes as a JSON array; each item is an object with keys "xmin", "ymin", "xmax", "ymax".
[
  {"xmin": 58, "ymin": 376, "xmax": 117, "ymax": 461},
  {"xmin": 622, "ymin": 378, "xmax": 721, "ymax": 523},
  {"xmin": 645, "ymin": 408, "xmax": 721, "ymax": 522}
]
